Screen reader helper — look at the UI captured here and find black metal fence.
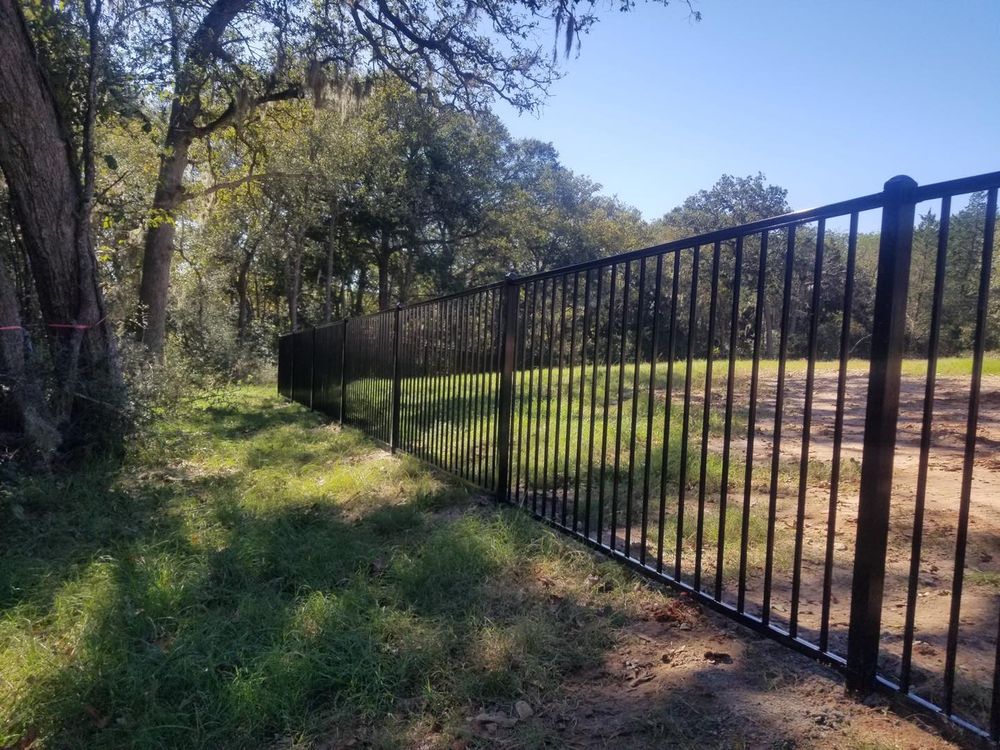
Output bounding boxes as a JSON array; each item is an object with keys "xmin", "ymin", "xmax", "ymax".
[{"xmin": 278, "ymin": 170, "xmax": 1000, "ymax": 743}]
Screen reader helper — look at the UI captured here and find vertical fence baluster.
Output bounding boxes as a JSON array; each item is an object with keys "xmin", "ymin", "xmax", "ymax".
[
  {"xmin": 715, "ymin": 237, "xmax": 743, "ymax": 601},
  {"xmin": 625, "ymin": 259, "xmax": 647, "ymax": 556},
  {"xmin": 695, "ymin": 242, "xmax": 721, "ymax": 591},
  {"xmin": 657, "ymin": 252, "xmax": 681, "ymax": 574},
  {"xmin": 584, "ymin": 268, "xmax": 603, "ymax": 541},
  {"xmin": 738, "ymin": 232, "xmax": 768, "ymax": 614},
  {"xmin": 598, "ymin": 265, "xmax": 618, "ymax": 547},
  {"xmin": 555, "ymin": 276, "xmax": 568, "ymax": 525},
  {"xmin": 762, "ymin": 227, "xmax": 797, "ymax": 625},
  {"xmin": 565, "ymin": 273, "xmax": 579, "ymax": 529},
  {"xmin": 640, "ymin": 254, "xmax": 664, "ymax": 567},
  {"xmin": 542, "ymin": 280, "xmax": 558, "ymax": 518},
  {"xmin": 391, "ymin": 305, "xmax": 402, "ymax": 452},
  {"xmin": 611, "ymin": 261, "xmax": 631, "ymax": 552},
  {"xmin": 675, "ymin": 246, "xmax": 701, "ymax": 580},
  {"xmin": 495, "ymin": 275, "xmax": 519, "ymax": 503},
  {"xmin": 898, "ymin": 200, "xmax": 949, "ymax": 688},
  {"xmin": 943, "ymin": 186, "xmax": 997, "ymax": 715},
  {"xmin": 820, "ymin": 214, "xmax": 858, "ymax": 653},
  {"xmin": 789, "ymin": 221, "xmax": 826, "ymax": 637}
]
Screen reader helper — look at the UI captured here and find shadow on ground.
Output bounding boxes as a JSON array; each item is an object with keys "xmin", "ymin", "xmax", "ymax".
[{"xmin": 0, "ymin": 387, "xmax": 959, "ymax": 750}]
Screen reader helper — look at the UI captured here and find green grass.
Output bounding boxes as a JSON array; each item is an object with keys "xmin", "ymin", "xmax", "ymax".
[
  {"xmin": 0, "ymin": 387, "xmax": 671, "ymax": 750},
  {"xmin": 347, "ymin": 356, "xmax": 867, "ymax": 587}
]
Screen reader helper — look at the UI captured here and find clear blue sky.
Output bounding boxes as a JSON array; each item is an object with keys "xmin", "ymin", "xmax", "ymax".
[{"xmin": 493, "ymin": 0, "xmax": 1000, "ymax": 220}]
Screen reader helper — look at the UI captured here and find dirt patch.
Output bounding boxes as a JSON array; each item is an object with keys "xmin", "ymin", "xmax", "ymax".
[
  {"xmin": 587, "ymin": 368, "xmax": 999, "ymax": 730},
  {"xmin": 738, "ymin": 371, "xmax": 1000, "ymax": 713},
  {"xmin": 450, "ymin": 588, "xmax": 957, "ymax": 750}
]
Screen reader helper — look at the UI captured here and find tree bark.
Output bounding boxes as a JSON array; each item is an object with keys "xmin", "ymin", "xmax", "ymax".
[
  {"xmin": 285, "ymin": 246, "xmax": 301, "ymax": 331},
  {"xmin": 0, "ymin": 0, "xmax": 122, "ymax": 451},
  {"xmin": 354, "ymin": 265, "xmax": 368, "ymax": 315},
  {"xmin": 377, "ymin": 231, "xmax": 391, "ymax": 311},
  {"xmin": 137, "ymin": 137, "xmax": 188, "ymax": 354},
  {"xmin": 0, "ymin": 254, "xmax": 60, "ymax": 456},
  {"xmin": 323, "ymin": 199, "xmax": 339, "ymax": 323},
  {"xmin": 235, "ymin": 245, "xmax": 255, "ymax": 343}
]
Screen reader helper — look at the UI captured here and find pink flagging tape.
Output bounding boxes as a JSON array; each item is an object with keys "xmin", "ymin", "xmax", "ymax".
[
  {"xmin": 0, "ymin": 316, "xmax": 106, "ymax": 331},
  {"xmin": 47, "ymin": 315, "xmax": 107, "ymax": 330}
]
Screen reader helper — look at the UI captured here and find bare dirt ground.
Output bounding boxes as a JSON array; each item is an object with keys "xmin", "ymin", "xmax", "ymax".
[
  {"xmin": 710, "ymin": 370, "xmax": 1000, "ymax": 729},
  {"xmin": 433, "ymin": 578, "xmax": 960, "ymax": 750}
]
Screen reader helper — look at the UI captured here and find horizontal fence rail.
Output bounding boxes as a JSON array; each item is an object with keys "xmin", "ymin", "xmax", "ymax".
[{"xmin": 277, "ymin": 170, "xmax": 1000, "ymax": 744}]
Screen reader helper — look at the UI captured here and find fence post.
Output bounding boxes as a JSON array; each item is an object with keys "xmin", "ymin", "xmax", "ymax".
[
  {"xmin": 846, "ymin": 175, "xmax": 918, "ymax": 693},
  {"xmin": 495, "ymin": 273, "xmax": 518, "ymax": 502},
  {"xmin": 339, "ymin": 318, "xmax": 347, "ymax": 426},
  {"xmin": 390, "ymin": 304, "xmax": 402, "ymax": 453},
  {"xmin": 309, "ymin": 327, "xmax": 316, "ymax": 411}
]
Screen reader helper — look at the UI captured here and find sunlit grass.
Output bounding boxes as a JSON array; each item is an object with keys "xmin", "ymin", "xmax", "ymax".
[{"xmin": 0, "ymin": 386, "xmax": 679, "ymax": 749}]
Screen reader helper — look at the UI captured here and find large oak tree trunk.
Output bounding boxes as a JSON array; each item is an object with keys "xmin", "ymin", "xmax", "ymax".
[
  {"xmin": 134, "ymin": 0, "xmax": 251, "ymax": 356},
  {"xmin": 0, "ymin": 254, "xmax": 59, "ymax": 453},
  {"xmin": 0, "ymin": 0, "xmax": 122, "ymax": 452}
]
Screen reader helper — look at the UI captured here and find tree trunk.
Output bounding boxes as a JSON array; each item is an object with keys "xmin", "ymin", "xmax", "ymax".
[
  {"xmin": 137, "ymin": 136, "xmax": 189, "ymax": 355},
  {"xmin": 0, "ymin": 254, "xmax": 59, "ymax": 455},
  {"xmin": 354, "ymin": 265, "xmax": 368, "ymax": 315},
  {"xmin": 235, "ymin": 245, "xmax": 254, "ymax": 343},
  {"xmin": 134, "ymin": 0, "xmax": 251, "ymax": 356},
  {"xmin": 0, "ymin": 0, "xmax": 122, "ymax": 452},
  {"xmin": 323, "ymin": 200, "xmax": 338, "ymax": 323},
  {"xmin": 286, "ymin": 247, "xmax": 301, "ymax": 331},
  {"xmin": 377, "ymin": 232, "xmax": 391, "ymax": 311}
]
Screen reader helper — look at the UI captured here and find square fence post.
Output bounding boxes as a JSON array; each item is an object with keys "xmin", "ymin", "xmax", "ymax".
[
  {"xmin": 339, "ymin": 318, "xmax": 347, "ymax": 425},
  {"xmin": 846, "ymin": 175, "xmax": 918, "ymax": 693},
  {"xmin": 494, "ymin": 273, "xmax": 518, "ymax": 502},
  {"xmin": 309, "ymin": 326, "xmax": 316, "ymax": 411},
  {"xmin": 390, "ymin": 304, "xmax": 402, "ymax": 452}
]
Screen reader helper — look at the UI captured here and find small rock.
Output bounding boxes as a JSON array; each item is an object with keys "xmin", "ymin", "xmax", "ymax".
[
  {"xmin": 514, "ymin": 700, "xmax": 533, "ymax": 720},
  {"xmin": 704, "ymin": 651, "xmax": 733, "ymax": 664},
  {"xmin": 629, "ymin": 674, "xmax": 654, "ymax": 688},
  {"xmin": 473, "ymin": 712, "xmax": 517, "ymax": 729}
]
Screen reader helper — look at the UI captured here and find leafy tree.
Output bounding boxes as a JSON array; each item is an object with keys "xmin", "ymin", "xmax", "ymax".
[{"xmin": 124, "ymin": 0, "xmax": 697, "ymax": 355}]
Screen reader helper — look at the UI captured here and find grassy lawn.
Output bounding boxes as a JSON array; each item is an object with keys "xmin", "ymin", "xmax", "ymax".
[
  {"xmin": 0, "ymin": 386, "xmax": 964, "ymax": 750},
  {"xmin": 0, "ymin": 387, "xmax": 662, "ymax": 749}
]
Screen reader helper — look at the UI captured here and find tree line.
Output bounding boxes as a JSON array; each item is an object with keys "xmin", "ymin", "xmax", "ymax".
[{"xmin": 0, "ymin": 0, "xmax": 994, "ymax": 464}]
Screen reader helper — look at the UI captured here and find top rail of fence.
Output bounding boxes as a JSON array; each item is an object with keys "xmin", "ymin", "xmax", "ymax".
[
  {"xmin": 279, "ymin": 169, "xmax": 1000, "ymax": 339},
  {"xmin": 913, "ymin": 169, "xmax": 1000, "ymax": 202}
]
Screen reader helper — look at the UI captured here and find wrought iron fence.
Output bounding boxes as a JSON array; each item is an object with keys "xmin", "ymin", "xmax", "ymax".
[{"xmin": 278, "ymin": 170, "xmax": 1000, "ymax": 743}]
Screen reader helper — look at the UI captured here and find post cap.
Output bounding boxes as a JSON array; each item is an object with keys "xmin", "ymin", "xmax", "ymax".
[{"xmin": 883, "ymin": 174, "xmax": 917, "ymax": 194}]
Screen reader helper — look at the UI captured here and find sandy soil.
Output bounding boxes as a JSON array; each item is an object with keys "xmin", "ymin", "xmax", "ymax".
[
  {"xmin": 698, "ymin": 370, "xmax": 1000, "ymax": 729},
  {"xmin": 550, "ymin": 368, "xmax": 1000, "ymax": 731}
]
